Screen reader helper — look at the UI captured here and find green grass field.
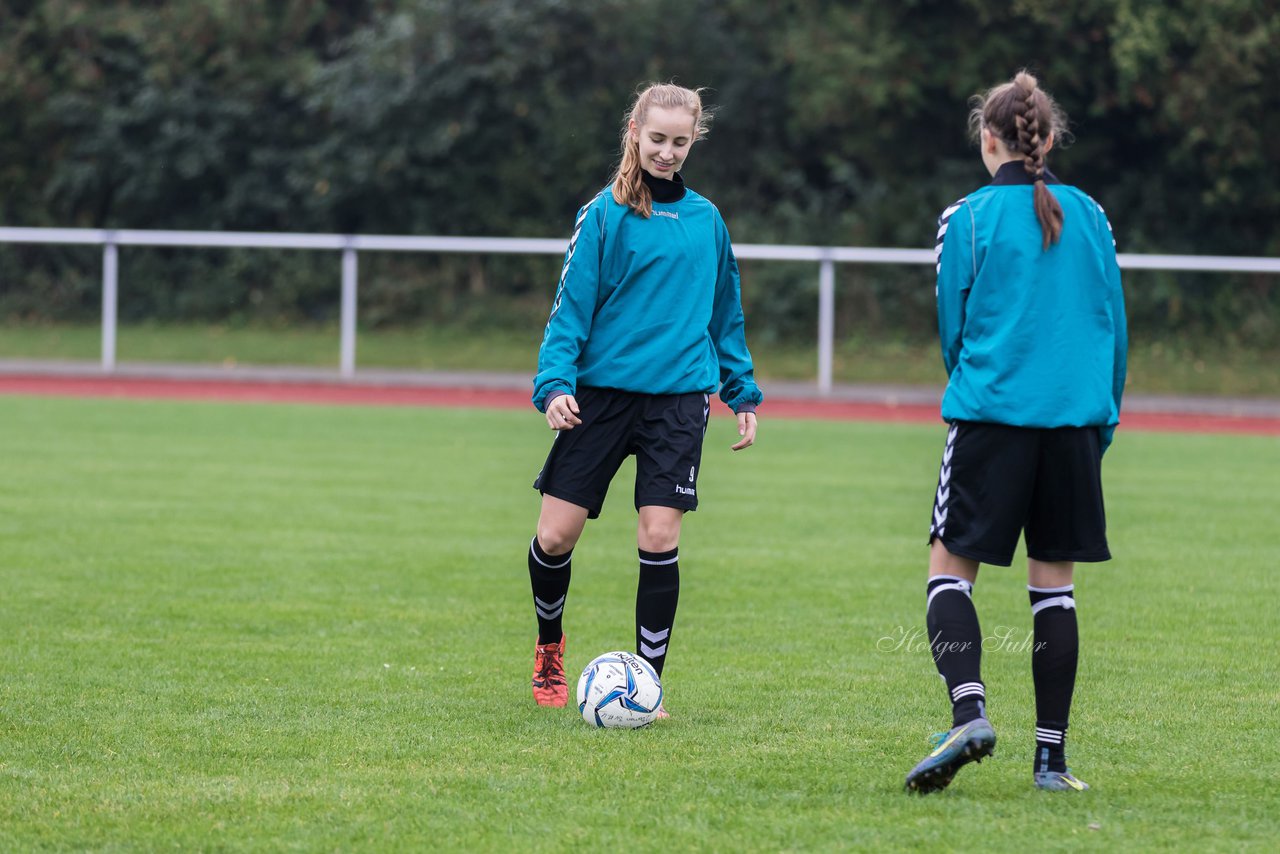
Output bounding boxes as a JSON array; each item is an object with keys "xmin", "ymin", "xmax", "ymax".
[
  {"xmin": 4, "ymin": 321, "xmax": 1280, "ymax": 397},
  {"xmin": 1, "ymin": 395, "xmax": 1277, "ymax": 851}
]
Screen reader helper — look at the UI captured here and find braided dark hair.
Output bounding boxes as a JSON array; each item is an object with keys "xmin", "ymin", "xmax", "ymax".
[{"xmin": 969, "ymin": 70, "xmax": 1070, "ymax": 250}]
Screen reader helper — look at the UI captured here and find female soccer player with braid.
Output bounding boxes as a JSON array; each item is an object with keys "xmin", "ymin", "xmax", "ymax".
[
  {"xmin": 523, "ymin": 83, "xmax": 762, "ymax": 715},
  {"xmin": 905, "ymin": 71, "xmax": 1127, "ymax": 794}
]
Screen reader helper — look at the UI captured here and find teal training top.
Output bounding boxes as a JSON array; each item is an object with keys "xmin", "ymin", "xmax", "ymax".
[
  {"xmin": 935, "ymin": 163, "xmax": 1128, "ymax": 452},
  {"xmin": 532, "ymin": 178, "xmax": 763, "ymax": 414}
]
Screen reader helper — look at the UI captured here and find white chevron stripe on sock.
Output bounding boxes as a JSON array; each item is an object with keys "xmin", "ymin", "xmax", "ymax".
[
  {"xmin": 534, "ymin": 594, "xmax": 565, "ymax": 619},
  {"xmin": 640, "ymin": 626, "xmax": 670, "ymax": 643},
  {"xmin": 639, "ymin": 641, "xmax": 667, "ymax": 659}
]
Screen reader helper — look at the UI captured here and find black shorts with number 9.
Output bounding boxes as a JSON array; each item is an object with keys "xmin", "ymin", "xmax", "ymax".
[{"xmin": 534, "ymin": 386, "xmax": 710, "ymax": 519}]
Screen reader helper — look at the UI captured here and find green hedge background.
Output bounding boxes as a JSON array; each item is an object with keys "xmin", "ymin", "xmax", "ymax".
[{"xmin": 2, "ymin": 0, "xmax": 1276, "ymax": 344}]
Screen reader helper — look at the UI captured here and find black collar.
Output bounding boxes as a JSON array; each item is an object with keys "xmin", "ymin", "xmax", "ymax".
[
  {"xmin": 991, "ymin": 161, "xmax": 1062, "ymax": 186},
  {"xmin": 642, "ymin": 169, "xmax": 686, "ymax": 203}
]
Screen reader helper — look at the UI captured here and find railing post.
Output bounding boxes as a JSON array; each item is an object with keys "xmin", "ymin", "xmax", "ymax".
[
  {"xmin": 101, "ymin": 234, "xmax": 118, "ymax": 371},
  {"xmin": 818, "ymin": 253, "xmax": 835, "ymax": 395},
  {"xmin": 340, "ymin": 241, "xmax": 358, "ymax": 377}
]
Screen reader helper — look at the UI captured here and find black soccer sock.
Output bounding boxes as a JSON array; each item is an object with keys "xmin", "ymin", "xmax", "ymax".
[
  {"xmin": 926, "ymin": 575, "xmax": 986, "ymax": 727},
  {"xmin": 528, "ymin": 536, "xmax": 572, "ymax": 645},
  {"xmin": 636, "ymin": 548, "xmax": 680, "ymax": 677},
  {"xmin": 1030, "ymin": 584, "xmax": 1078, "ymax": 773}
]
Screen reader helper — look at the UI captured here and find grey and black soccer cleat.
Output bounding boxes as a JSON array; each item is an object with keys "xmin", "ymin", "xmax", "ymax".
[
  {"xmin": 1034, "ymin": 770, "xmax": 1090, "ymax": 791},
  {"xmin": 904, "ymin": 718, "xmax": 997, "ymax": 794}
]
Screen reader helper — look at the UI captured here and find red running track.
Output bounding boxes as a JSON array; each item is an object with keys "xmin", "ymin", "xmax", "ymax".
[{"xmin": 2, "ymin": 373, "xmax": 1278, "ymax": 436}]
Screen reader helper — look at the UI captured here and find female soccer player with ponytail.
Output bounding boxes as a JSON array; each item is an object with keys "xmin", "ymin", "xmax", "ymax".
[
  {"xmin": 905, "ymin": 71, "xmax": 1127, "ymax": 794},
  {"xmin": 524, "ymin": 83, "xmax": 762, "ymax": 714}
]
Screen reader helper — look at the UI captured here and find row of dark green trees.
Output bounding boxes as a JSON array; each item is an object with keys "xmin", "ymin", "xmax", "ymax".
[{"xmin": 2, "ymin": 0, "xmax": 1277, "ymax": 342}]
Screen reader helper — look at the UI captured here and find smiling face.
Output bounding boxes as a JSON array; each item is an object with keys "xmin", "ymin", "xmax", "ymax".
[{"xmin": 630, "ymin": 105, "xmax": 698, "ymax": 180}]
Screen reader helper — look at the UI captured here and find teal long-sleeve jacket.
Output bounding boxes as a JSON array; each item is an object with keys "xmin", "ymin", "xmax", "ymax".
[
  {"xmin": 935, "ymin": 163, "xmax": 1128, "ymax": 452},
  {"xmin": 533, "ymin": 181, "xmax": 763, "ymax": 414}
]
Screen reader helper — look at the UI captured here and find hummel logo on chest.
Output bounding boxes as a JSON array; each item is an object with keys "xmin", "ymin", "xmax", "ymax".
[{"xmin": 653, "ymin": 210, "xmax": 679, "ymax": 220}]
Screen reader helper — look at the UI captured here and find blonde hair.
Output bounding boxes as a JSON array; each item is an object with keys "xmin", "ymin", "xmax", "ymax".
[
  {"xmin": 611, "ymin": 83, "xmax": 710, "ymax": 218},
  {"xmin": 969, "ymin": 70, "xmax": 1071, "ymax": 250}
]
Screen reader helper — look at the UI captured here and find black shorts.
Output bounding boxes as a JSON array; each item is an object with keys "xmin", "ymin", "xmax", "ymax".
[
  {"xmin": 533, "ymin": 387, "xmax": 710, "ymax": 519},
  {"xmin": 928, "ymin": 421, "xmax": 1110, "ymax": 566}
]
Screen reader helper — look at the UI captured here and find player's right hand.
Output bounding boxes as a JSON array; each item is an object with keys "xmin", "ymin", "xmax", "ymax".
[{"xmin": 546, "ymin": 394, "xmax": 582, "ymax": 431}]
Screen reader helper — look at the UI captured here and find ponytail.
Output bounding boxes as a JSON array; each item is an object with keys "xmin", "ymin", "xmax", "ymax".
[{"xmin": 612, "ymin": 130, "xmax": 653, "ymax": 218}]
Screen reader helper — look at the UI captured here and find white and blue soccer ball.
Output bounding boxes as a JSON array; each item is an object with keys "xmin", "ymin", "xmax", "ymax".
[{"xmin": 576, "ymin": 651, "xmax": 663, "ymax": 728}]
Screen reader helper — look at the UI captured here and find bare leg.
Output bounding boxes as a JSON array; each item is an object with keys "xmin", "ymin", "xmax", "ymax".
[
  {"xmin": 536, "ymin": 494, "xmax": 590, "ymax": 555},
  {"xmin": 1028, "ymin": 559, "xmax": 1074, "ymax": 589},
  {"xmin": 929, "ymin": 538, "xmax": 979, "ymax": 583},
  {"xmin": 637, "ymin": 505, "xmax": 684, "ymax": 552}
]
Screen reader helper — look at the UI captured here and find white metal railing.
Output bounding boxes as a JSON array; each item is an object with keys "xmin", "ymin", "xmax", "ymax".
[{"xmin": 3, "ymin": 226, "xmax": 1278, "ymax": 394}]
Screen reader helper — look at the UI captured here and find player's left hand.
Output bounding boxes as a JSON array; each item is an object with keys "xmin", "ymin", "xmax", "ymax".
[{"xmin": 731, "ymin": 411, "xmax": 757, "ymax": 451}]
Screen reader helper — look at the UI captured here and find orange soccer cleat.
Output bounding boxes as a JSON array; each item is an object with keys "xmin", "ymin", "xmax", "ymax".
[{"xmin": 531, "ymin": 635, "xmax": 568, "ymax": 707}]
